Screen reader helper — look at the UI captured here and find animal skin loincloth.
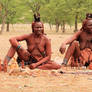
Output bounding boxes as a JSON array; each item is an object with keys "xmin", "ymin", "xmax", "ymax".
[{"xmin": 68, "ymin": 48, "xmax": 92, "ymax": 67}]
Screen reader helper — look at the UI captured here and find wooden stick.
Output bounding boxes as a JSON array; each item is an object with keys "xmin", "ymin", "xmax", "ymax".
[
  {"xmin": 59, "ymin": 71, "xmax": 92, "ymax": 75},
  {"xmin": 21, "ymin": 60, "xmax": 24, "ymax": 68}
]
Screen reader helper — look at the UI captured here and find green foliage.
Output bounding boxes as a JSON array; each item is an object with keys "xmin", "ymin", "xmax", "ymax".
[
  {"xmin": 65, "ymin": 0, "xmax": 92, "ymax": 22},
  {"xmin": 0, "ymin": 0, "xmax": 92, "ymax": 27}
]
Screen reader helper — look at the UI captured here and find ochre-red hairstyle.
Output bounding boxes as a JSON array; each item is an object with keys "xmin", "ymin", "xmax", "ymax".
[
  {"xmin": 32, "ymin": 13, "xmax": 44, "ymax": 34},
  {"xmin": 81, "ymin": 13, "xmax": 92, "ymax": 31}
]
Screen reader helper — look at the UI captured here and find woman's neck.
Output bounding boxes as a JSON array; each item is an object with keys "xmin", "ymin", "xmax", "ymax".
[{"xmin": 33, "ymin": 33, "xmax": 42, "ymax": 38}]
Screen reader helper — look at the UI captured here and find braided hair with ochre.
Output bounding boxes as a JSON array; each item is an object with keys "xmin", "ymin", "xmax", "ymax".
[{"xmin": 32, "ymin": 13, "xmax": 44, "ymax": 34}]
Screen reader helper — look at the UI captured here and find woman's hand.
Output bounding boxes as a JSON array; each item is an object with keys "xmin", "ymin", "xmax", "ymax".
[
  {"xmin": 29, "ymin": 63, "xmax": 37, "ymax": 69},
  {"xmin": 59, "ymin": 43, "xmax": 66, "ymax": 54}
]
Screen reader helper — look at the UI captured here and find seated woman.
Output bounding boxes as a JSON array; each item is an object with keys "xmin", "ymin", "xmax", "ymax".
[
  {"xmin": 3, "ymin": 13, "xmax": 61, "ymax": 72},
  {"xmin": 59, "ymin": 13, "xmax": 92, "ymax": 68}
]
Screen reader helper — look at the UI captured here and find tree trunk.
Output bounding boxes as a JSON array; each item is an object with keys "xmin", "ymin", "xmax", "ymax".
[
  {"xmin": 74, "ymin": 13, "xmax": 78, "ymax": 32},
  {"xmin": 62, "ymin": 20, "xmax": 65, "ymax": 33},
  {"xmin": 0, "ymin": 17, "xmax": 6, "ymax": 34},
  {"xmin": 55, "ymin": 18, "xmax": 60, "ymax": 32},
  {"xmin": 49, "ymin": 23, "xmax": 52, "ymax": 30},
  {"xmin": 6, "ymin": 22, "xmax": 9, "ymax": 32},
  {"xmin": 56, "ymin": 23, "xmax": 59, "ymax": 32}
]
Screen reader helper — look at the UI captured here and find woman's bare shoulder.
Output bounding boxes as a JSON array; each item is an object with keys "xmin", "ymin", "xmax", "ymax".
[
  {"xmin": 42, "ymin": 35, "xmax": 51, "ymax": 43},
  {"xmin": 42, "ymin": 35, "xmax": 50, "ymax": 40}
]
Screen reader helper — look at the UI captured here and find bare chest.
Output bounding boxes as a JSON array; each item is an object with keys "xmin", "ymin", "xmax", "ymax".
[
  {"xmin": 27, "ymin": 36, "xmax": 46, "ymax": 52},
  {"xmin": 79, "ymin": 32, "xmax": 92, "ymax": 49},
  {"xmin": 79, "ymin": 32, "xmax": 92, "ymax": 43}
]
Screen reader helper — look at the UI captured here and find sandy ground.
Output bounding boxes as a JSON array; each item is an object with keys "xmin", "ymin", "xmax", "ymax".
[
  {"xmin": 0, "ymin": 68, "xmax": 92, "ymax": 92},
  {"xmin": 0, "ymin": 24, "xmax": 92, "ymax": 92}
]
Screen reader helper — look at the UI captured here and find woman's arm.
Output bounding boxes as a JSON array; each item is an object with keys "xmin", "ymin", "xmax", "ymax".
[
  {"xmin": 62, "ymin": 30, "xmax": 82, "ymax": 45},
  {"xmin": 9, "ymin": 34, "xmax": 31, "ymax": 60},
  {"xmin": 9, "ymin": 34, "xmax": 29, "ymax": 48},
  {"xmin": 60, "ymin": 30, "xmax": 82, "ymax": 54}
]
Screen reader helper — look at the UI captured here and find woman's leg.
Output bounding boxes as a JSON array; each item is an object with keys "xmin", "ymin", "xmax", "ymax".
[
  {"xmin": 38, "ymin": 61, "xmax": 61, "ymax": 70},
  {"xmin": 4, "ymin": 46, "xmax": 16, "ymax": 64},
  {"xmin": 3, "ymin": 46, "xmax": 16, "ymax": 72},
  {"xmin": 63, "ymin": 41, "xmax": 81, "ymax": 65}
]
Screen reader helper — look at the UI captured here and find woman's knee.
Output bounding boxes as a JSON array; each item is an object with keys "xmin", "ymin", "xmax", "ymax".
[
  {"xmin": 55, "ymin": 64, "xmax": 61, "ymax": 69},
  {"xmin": 70, "ymin": 41, "xmax": 79, "ymax": 47},
  {"xmin": 52, "ymin": 62, "xmax": 61, "ymax": 69}
]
